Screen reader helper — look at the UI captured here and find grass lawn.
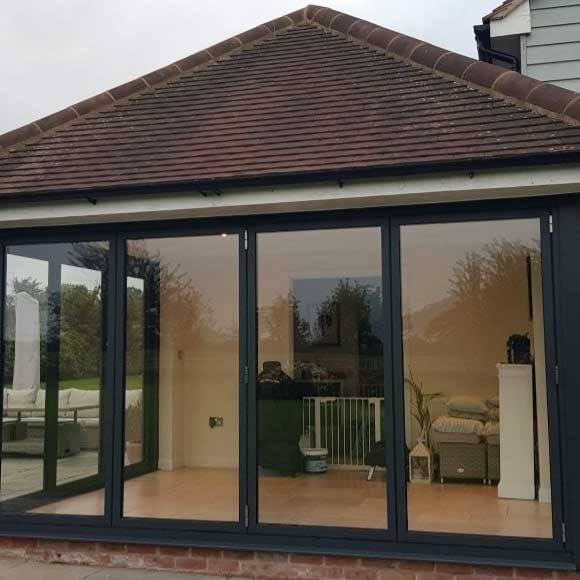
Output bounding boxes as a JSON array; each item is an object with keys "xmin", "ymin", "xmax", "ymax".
[
  {"xmin": 58, "ymin": 375, "xmax": 143, "ymax": 390},
  {"xmin": 5, "ymin": 375, "xmax": 143, "ymax": 391}
]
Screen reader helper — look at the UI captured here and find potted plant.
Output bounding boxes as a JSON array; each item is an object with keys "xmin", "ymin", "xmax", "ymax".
[{"xmin": 405, "ymin": 369, "xmax": 443, "ymax": 448}]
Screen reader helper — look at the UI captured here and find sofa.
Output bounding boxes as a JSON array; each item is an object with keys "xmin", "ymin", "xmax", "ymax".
[{"xmin": 2, "ymin": 387, "xmax": 143, "ymax": 455}]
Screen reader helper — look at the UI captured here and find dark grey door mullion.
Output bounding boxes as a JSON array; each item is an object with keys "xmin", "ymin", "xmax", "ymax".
[
  {"xmin": 44, "ymin": 259, "xmax": 62, "ymax": 491},
  {"xmin": 110, "ymin": 233, "xmax": 127, "ymax": 527},
  {"xmin": 239, "ymin": 229, "xmax": 249, "ymax": 532},
  {"xmin": 540, "ymin": 212, "xmax": 565, "ymax": 546},
  {"xmin": 246, "ymin": 227, "xmax": 259, "ymax": 532},
  {"xmin": 381, "ymin": 222, "xmax": 398, "ymax": 535},
  {"xmin": 0, "ymin": 246, "xmax": 6, "ymax": 497},
  {"xmin": 389, "ymin": 221, "xmax": 409, "ymax": 541}
]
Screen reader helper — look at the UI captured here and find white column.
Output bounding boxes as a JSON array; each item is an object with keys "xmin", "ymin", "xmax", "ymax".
[{"xmin": 497, "ymin": 363, "xmax": 535, "ymax": 500}]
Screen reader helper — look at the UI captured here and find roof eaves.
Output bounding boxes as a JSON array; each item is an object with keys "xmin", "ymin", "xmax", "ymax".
[
  {"xmin": 483, "ymin": 0, "xmax": 526, "ymax": 23},
  {"xmin": 304, "ymin": 5, "xmax": 580, "ymax": 128},
  {"xmin": 0, "ymin": 7, "xmax": 307, "ymax": 155}
]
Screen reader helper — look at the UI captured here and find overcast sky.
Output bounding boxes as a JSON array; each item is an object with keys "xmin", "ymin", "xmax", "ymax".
[{"xmin": 0, "ymin": 1, "xmax": 499, "ymax": 135}]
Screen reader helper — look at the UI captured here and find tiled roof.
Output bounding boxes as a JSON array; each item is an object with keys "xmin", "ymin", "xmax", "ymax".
[
  {"xmin": 2, "ymin": 5, "xmax": 580, "ymax": 198},
  {"xmin": 483, "ymin": 0, "xmax": 527, "ymax": 23}
]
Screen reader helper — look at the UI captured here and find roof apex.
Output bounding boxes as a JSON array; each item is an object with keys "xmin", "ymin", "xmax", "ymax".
[{"xmin": 2, "ymin": 4, "xmax": 580, "ymax": 156}]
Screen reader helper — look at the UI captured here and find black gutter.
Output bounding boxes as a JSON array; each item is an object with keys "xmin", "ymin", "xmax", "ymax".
[{"xmin": 474, "ymin": 23, "xmax": 521, "ymax": 72}]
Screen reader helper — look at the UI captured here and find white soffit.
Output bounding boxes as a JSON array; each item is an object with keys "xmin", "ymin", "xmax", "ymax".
[
  {"xmin": 0, "ymin": 164, "xmax": 578, "ymax": 229},
  {"xmin": 490, "ymin": 0, "xmax": 531, "ymax": 38}
]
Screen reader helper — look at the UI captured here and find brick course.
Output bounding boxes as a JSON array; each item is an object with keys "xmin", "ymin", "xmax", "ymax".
[{"xmin": 0, "ymin": 538, "xmax": 573, "ymax": 579}]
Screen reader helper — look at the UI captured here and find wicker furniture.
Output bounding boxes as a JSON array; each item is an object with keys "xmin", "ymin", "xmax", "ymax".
[
  {"xmin": 487, "ymin": 442, "xmax": 500, "ymax": 483},
  {"xmin": 439, "ymin": 442, "xmax": 486, "ymax": 483}
]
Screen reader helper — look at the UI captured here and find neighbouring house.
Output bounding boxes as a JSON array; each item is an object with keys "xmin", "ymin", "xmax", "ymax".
[
  {"xmin": 475, "ymin": 0, "xmax": 580, "ymax": 89},
  {"xmin": 1, "ymin": 3, "xmax": 580, "ymax": 578}
]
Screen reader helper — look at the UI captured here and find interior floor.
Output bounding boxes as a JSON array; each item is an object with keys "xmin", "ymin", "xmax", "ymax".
[{"xmin": 30, "ymin": 467, "xmax": 552, "ymax": 538}]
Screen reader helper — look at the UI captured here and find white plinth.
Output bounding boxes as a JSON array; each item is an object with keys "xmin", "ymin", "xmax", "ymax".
[{"xmin": 497, "ymin": 363, "xmax": 535, "ymax": 500}]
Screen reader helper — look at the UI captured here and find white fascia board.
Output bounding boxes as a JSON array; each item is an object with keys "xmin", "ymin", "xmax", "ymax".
[
  {"xmin": 490, "ymin": 0, "xmax": 531, "ymax": 37},
  {"xmin": 0, "ymin": 164, "xmax": 579, "ymax": 229}
]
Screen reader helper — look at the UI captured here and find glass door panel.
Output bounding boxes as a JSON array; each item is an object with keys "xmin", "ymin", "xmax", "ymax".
[
  {"xmin": 123, "ymin": 233, "xmax": 240, "ymax": 522},
  {"xmin": 1, "ymin": 241, "xmax": 109, "ymax": 516},
  {"xmin": 255, "ymin": 227, "xmax": 387, "ymax": 529},
  {"xmin": 399, "ymin": 218, "xmax": 553, "ymax": 538}
]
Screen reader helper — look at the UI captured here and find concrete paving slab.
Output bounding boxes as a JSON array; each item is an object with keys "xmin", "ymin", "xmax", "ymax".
[{"xmin": 0, "ymin": 561, "xmax": 99, "ymax": 579}]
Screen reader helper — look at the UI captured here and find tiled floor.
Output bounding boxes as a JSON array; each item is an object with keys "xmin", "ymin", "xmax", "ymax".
[
  {"xmin": 0, "ymin": 558, "xmax": 224, "ymax": 579},
  {"xmin": 30, "ymin": 467, "xmax": 552, "ymax": 538}
]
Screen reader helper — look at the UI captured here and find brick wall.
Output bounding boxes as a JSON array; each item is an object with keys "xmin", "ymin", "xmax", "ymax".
[{"xmin": 0, "ymin": 538, "xmax": 573, "ymax": 579}]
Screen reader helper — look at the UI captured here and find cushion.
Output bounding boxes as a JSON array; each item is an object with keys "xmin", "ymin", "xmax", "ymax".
[
  {"xmin": 34, "ymin": 389, "xmax": 72, "ymax": 413},
  {"xmin": 126, "ymin": 389, "xmax": 143, "ymax": 409},
  {"xmin": 447, "ymin": 396, "xmax": 488, "ymax": 416},
  {"xmin": 488, "ymin": 408, "xmax": 499, "ymax": 422},
  {"xmin": 6, "ymin": 388, "xmax": 37, "ymax": 408},
  {"xmin": 430, "ymin": 431, "xmax": 482, "ymax": 445},
  {"xmin": 482, "ymin": 421, "xmax": 500, "ymax": 437},
  {"xmin": 66, "ymin": 389, "xmax": 100, "ymax": 418},
  {"xmin": 431, "ymin": 415, "xmax": 484, "ymax": 435}
]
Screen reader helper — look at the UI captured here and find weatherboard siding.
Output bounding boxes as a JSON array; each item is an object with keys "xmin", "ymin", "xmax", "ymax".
[{"xmin": 526, "ymin": 0, "xmax": 580, "ymax": 90}]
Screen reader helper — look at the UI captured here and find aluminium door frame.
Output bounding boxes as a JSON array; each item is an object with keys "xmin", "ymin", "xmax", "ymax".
[
  {"xmin": 0, "ymin": 229, "xmax": 117, "ymax": 528},
  {"xmin": 246, "ymin": 216, "xmax": 398, "ymax": 542},
  {"xmin": 389, "ymin": 205, "xmax": 566, "ymax": 553},
  {"xmin": 111, "ymin": 225, "xmax": 248, "ymax": 535}
]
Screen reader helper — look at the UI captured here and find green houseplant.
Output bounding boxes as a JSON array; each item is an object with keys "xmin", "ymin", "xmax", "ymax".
[{"xmin": 405, "ymin": 369, "xmax": 443, "ymax": 448}]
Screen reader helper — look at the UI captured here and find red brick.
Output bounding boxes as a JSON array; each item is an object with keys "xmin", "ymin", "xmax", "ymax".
[
  {"xmin": 379, "ymin": 571, "xmax": 416, "ymax": 580},
  {"xmin": 10, "ymin": 538, "xmax": 38, "ymax": 549},
  {"xmin": 127, "ymin": 543, "xmax": 158, "ymax": 554},
  {"xmin": 325, "ymin": 555, "xmax": 362, "ymax": 566},
  {"xmin": 344, "ymin": 568, "xmax": 380, "ymax": 580},
  {"xmin": 436, "ymin": 563, "xmax": 475, "ymax": 575},
  {"xmin": 255, "ymin": 551, "xmax": 288, "ymax": 562},
  {"xmin": 159, "ymin": 545, "xmax": 190, "ymax": 557},
  {"xmin": 418, "ymin": 574, "xmax": 457, "ymax": 580},
  {"xmin": 291, "ymin": 553, "xmax": 325, "ymax": 565},
  {"xmin": 223, "ymin": 549, "xmax": 255, "ymax": 560},
  {"xmin": 208, "ymin": 557, "xmax": 242, "ymax": 574},
  {"xmin": 174, "ymin": 557, "xmax": 207, "ymax": 571},
  {"xmin": 476, "ymin": 566, "xmax": 515, "ymax": 577},
  {"xmin": 515, "ymin": 569, "xmax": 555, "ymax": 579},
  {"xmin": 190, "ymin": 547, "xmax": 221, "ymax": 558},
  {"xmin": 97, "ymin": 542, "xmax": 127, "ymax": 553},
  {"xmin": 143, "ymin": 555, "xmax": 175, "ymax": 569},
  {"xmin": 67, "ymin": 541, "xmax": 96, "ymax": 551},
  {"xmin": 398, "ymin": 560, "xmax": 435, "ymax": 572},
  {"xmin": 361, "ymin": 558, "xmax": 397, "ymax": 569}
]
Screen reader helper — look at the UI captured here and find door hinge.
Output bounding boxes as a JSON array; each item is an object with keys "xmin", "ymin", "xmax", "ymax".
[
  {"xmin": 555, "ymin": 365, "xmax": 560, "ymax": 385},
  {"xmin": 562, "ymin": 522, "xmax": 567, "ymax": 544},
  {"xmin": 244, "ymin": 365, "xmax": 249, "ymax": 384},
  {"xmin": 244, "ymin": 230, "xmax": 249, "ymax": 250},
  {"xmin": 244, "ymin": 504, "xmax": 249, "ymax": 527},
  {"xmin": 549, "ymin": 215, "xmax": 554, "ymax": 234}
]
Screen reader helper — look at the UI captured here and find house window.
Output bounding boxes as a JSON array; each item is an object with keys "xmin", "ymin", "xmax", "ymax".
[
  {"xmin": 123, "ymin": 234, "xmax": 240, "ymax": 522},
  {"xmin": 255, "ymin": 227, "xmax": 387, "ymax": 529},
  {"xmin": 1, "ymin": 241, "xmax": 109, "ymax": 516},
  {"xmin": 400, "ymin": 219, "xmax": 553, "ymax": 538}
]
